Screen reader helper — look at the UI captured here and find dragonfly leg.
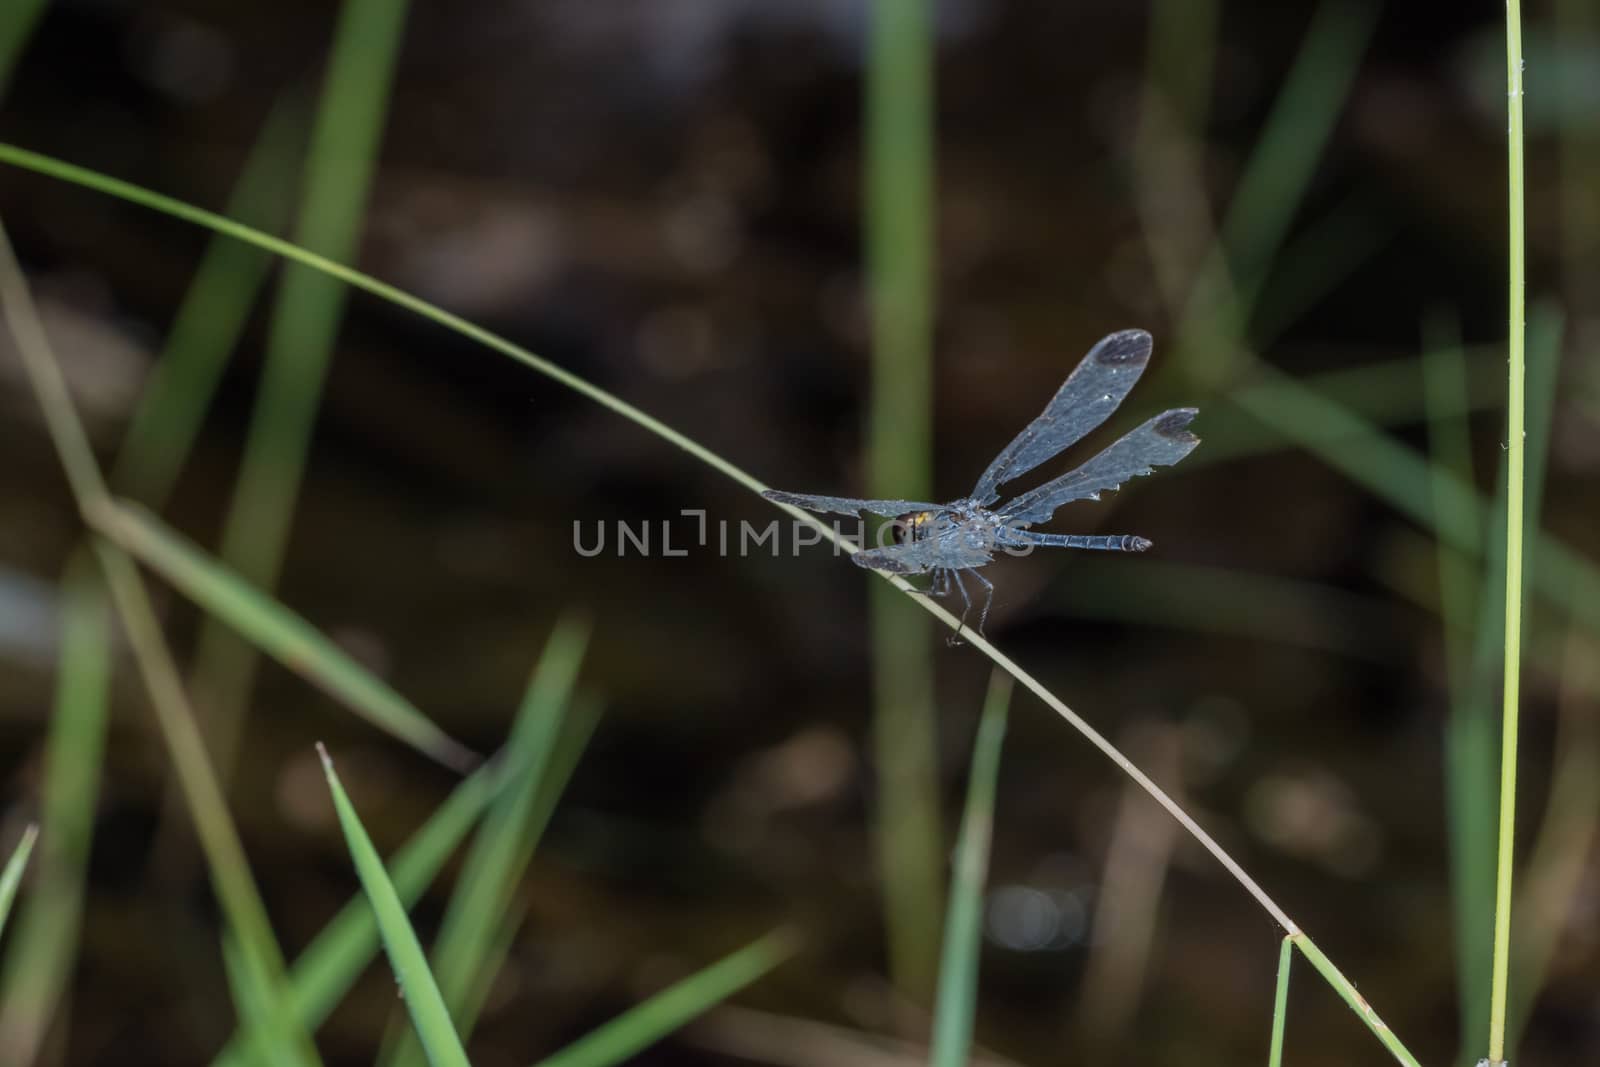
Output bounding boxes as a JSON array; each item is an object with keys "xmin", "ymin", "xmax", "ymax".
[
  {"xmin": 969, "ymin": 568, "xmax": 995, "ymax": 635},
  {"xmin": 946, "ymin": 568, "xmax": 973, "ymax": 645}
]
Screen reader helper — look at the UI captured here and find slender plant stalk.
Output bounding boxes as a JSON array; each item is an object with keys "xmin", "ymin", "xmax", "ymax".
[
  {"xmin": 0, "ymin": 825, "xmax": 38, "ymax": 940},
  {"xmin": 0, "ymin": 553, "xmax": 111, "ymax": 1064},
  {"xmin": 930, "ymin": 672, "xmax": 1010, "ymax": 1067},
  {"xmin": 0, "ymin": 146, "xmax": 1425, "ymax": 1062},
  {"xmin": 382, "ymin": 619, "xmax": 588, "ymax": 1067},
  {"xmin": 865, "ymin": 0, "xmax": 942, "ymax": 1003},
  {"xmin": 194, "ymin": 0, "xmax": 410, "ymax": 789},
  {"xmin": 113, "ymin": 100, "xmax": 304, "ymax": 506},
  {"xmin": 1268, "ymin": 935, "xmax": 1292, "ymax": 1067},
  {"xmin": 1488, "ymin": 0, "xmax": 1527, "ymax": 1059},
  {"xmin": 0, "ymin": 219, "xmax": 322, "ymax": 1066}
]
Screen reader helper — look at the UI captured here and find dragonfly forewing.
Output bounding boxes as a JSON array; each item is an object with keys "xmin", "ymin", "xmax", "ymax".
[
  {"xmin": 969, "ymin": 329, "xmax": 1154, "ymax": 505},
  {"xmin": 999, "ymin": 408, "xmax": 1199, "ymax": 527},
  {"xmin": 761, "ymin": 489, "xmax": 946, "ymax": 518}
]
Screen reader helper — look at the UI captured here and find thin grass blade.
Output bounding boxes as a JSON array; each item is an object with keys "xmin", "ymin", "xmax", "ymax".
[
  {"xmin": 384, "ymin": 619, "xmax": 589, "ymax": 1067},
  {"xmin": 866, "ymin": 0, "xmax": 941, "ymax": 1003},
  {"xmin": 112, "ymin": 101, "xmax": 304, "ymax": 506},
  {"xmin": 1268, "ymin": 935, "xmax": 1292, "ymax": 1067},
  {"xmin": 0, "ymin": 553, "xmax": 112, "ymax": 1063},
  {"xmin": 930, "ymin": 671, "xmax": 1010, "ymax": 1067},
  {"xmin": 193, "ymin": 0, "xmax": 411, "ymax": 787},
  {"xmin": 1215, "ymin": 1, "xmax": 1378, "ymax": 278},
  {"xmin": 220, "ymin": 933, "xmax": 277, "ymax": 1067},
  {"xmin": 211, "ymin": 753, "xmax": 509, "ymax": 1067},
  {"xmin": 446, "ymin": 695, "xmax": 605, "ymax": 1042},
  {"xmin": 531, "ymin": 929, "xmax": 799, "ymax": 1067},
  {"xmin": 0, "ymin": 825, "xmax": 38, "ymax": 941},
  {"xmin": 0, "ymin": 218, "xmax": 320, "ymax": 1065},
  {"xmin": 318, "ymin": 745, "xmax": 471, "ymax": 1067},
  {"xmin": 87, "ymin": 498, "xmax": 476, "ymax": 772}
]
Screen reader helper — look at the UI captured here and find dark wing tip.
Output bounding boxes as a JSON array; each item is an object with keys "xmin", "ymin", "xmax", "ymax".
[
  {"xmin": 1093, "ymin": 328, "xmax": 1154, "ymax": 367},
  {"xmin": 1154, "ymin": 407, "xmax": 1200, "ymax": 442}
]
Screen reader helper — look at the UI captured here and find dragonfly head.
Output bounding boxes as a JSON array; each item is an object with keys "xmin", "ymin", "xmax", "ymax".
[{"xmin": 891, "ymin": 510, "xmax": 937, "ymax": 545}]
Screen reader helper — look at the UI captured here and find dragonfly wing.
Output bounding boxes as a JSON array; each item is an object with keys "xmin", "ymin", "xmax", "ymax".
[
  {"xmin": 998, "ymin": 408, "xmax": 1199, "ymax": 527},
  {"xmin": 762, "ymin": 489, "xmax": 946, "ymax": 518},
  {"xmin": 969, "ymin": 329, "xmax": 1154, "ymax": 505}
]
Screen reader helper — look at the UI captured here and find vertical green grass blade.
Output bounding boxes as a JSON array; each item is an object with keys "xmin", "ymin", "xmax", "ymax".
[
  {"xmin": 1267, "ymin": 936, "xmax": 1292, "ymax": 1067},
  {"xmin": 0, "ymin": 825, "xmax": 38, "ymax": 941},
  {"xmin": 88, "ymin": 499, "xmax": 476, "ymax": 771},
  {"xmin": 384, "ymin": 619, "xmax": 590, "ymax": 1067},
  {"xmin": 1489, "ymin": 3, "xmax": 1528, "ymax": 1048},
  {"xmin": 865, "ymin": 0, "xmax": 941, "ymax": 1004},
  {"xmin": 1214, "ymin": 1, "xmax": 1378, "ymax": 279},
  {"xmin": 192, "ymin": 0, "xmax": 411, "ymax": 785},
  {"xmin": 443, "ymin": 696, "xmax": 605, "ymax": 1044},
  {"xmin": 457, "ymin": 897, "xmax": 531, "ymax": 1041},
  {"xmin": 0, "ymin": 554, "xmax": 112, "ymax": 1064},
  {"xmin": 220, "ymin": 933, "xmax": 277, "ymax": 1067},
  {"xmin": 1423, "ymin": 316, "xmax": 1498, "ymax": 1058},
  {"xmin": 1169, "ymin": 0, "xmax": 1377, "ymax": 384},
  {"xmin": 112, "ymin": 102, "xmax": 303, "ymax": 506},
  {"xmin": 318, "ymin": 745, "xmax": 472, "ymax": 1067},
  {"xmin": 1454, "ymin": 313, "xmax": 1558, "ymax": 1065},
  {"xmin": 930, "ymin": 671, "xmax": 1010, "ymax": 1067},
  {"xmin": 530, "ymin": 929, "xmax": 799, "ymax": 1067}
]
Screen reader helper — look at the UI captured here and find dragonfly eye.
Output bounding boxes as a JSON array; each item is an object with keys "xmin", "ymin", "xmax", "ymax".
[{"xmin": 891, "ymin": 511, "xmax": 935, "ymax": 544}]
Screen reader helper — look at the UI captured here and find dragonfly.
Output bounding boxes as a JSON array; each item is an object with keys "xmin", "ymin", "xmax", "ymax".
[{"xmin": 763, "ymin": 328, "xmax": 1199, "ymax": 637}]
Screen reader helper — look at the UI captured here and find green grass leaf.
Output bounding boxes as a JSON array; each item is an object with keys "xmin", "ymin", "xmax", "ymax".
[
  {"xmin": 447, "ymin": 695, "xmax": 605, "ymax": 1043},
  {"xmin": 0, "ymin": 218, "xmax": 320, "ymax": 1067},
  {"xmin": 112, "ymin": 101, "xmax": 304, "ymax": 508},
  {"xmin": 194, "ymin": 0, "xmax": 413, "ymax": 787},
  {"xmin": 1268, "ymin": 935, "xmax": 1292, "ymax": 1067},
  {"xmin": 319, "ymin": 744, "xmax": 472, "ymax": 1067},
  {"xmin": 866, "ymin": 0, "xmax": 942, "ymax": 1003},
  {"xmin": 385, "ymin": 619, "xmax": 590, "ymax": 1067},
  {"xmin": 87, "ymin": 498, "xmax": 476, "ymax": 772},
  {"xmin": 211, "ymin": 751, "xmax": 516, "ymax": 1067},
  {"xmin": 532, "ymin": 929, "xmax": 799, "ymax": 1067},
  {"xmin": 930, "ymin": 671, "xmax": 1010, "ymax": 1067},
  {"xmin": 0, "ymin": 554, "xmax": 112, "ymax": 1062},
  {"xmin": 0, "ymin": 824, "xmax": 38, "ymax": 942}
]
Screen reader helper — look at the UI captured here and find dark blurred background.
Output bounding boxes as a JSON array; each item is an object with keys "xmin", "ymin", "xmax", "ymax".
[{"xmin": 1, "ymin": 1, "xmax": 1597, "ymax": 1065}]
